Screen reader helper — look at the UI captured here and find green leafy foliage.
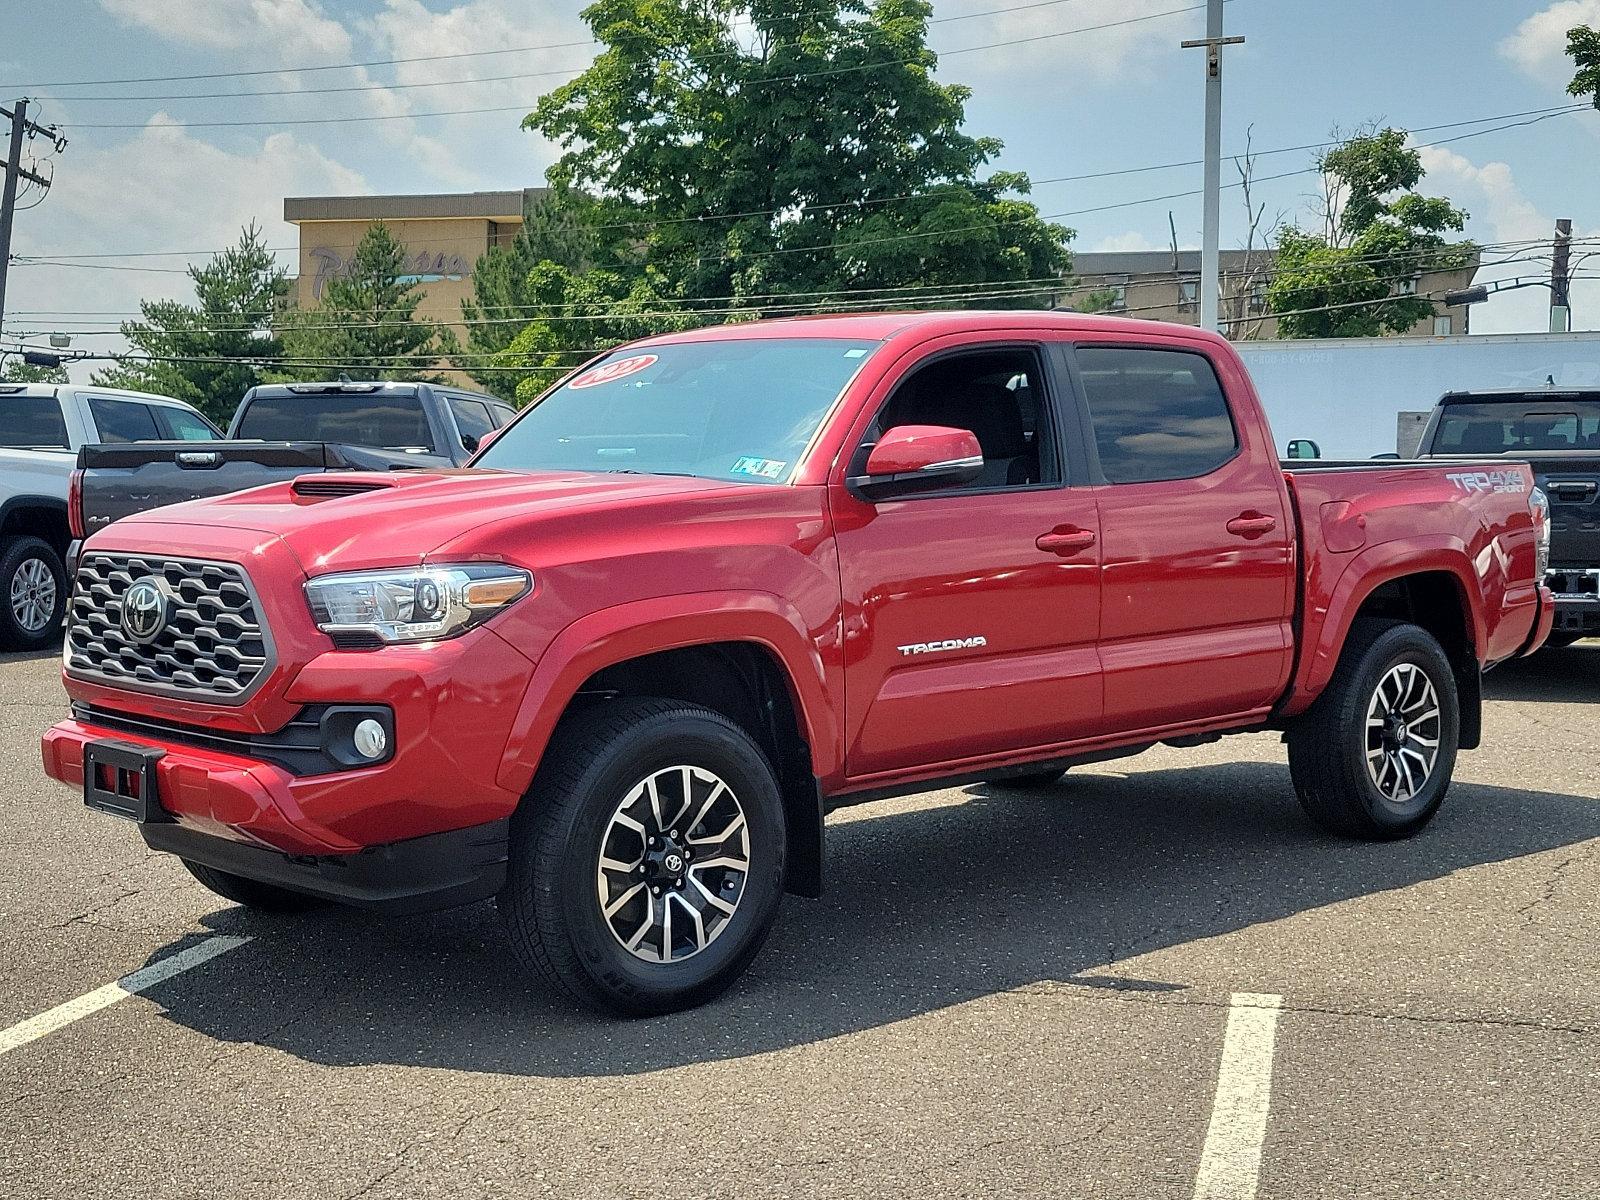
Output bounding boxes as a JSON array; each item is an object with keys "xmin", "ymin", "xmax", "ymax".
[
  {"xmin": 1569, "ymin": 23, "xmax": 1600, "ymax": 108},
  {"xmin": 1267, "ymin": 129, "xmax": 1472, "ymax": 338},
  {"xmin": 483, "ymin": 0, "xmax": 1072, "ymax": 394},
  {"xmin": 90, "ymin": 224, "xmax": 288, "ymax": 425},
  {"xmin": 274, "ymin": 223, "xmax": 460, "ymax": 383},
  {"xmin": 0, "ymin": 359, "xmax": 69, "ymax": 384}
]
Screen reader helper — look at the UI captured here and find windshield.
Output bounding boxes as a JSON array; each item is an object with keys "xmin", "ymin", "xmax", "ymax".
[
  {"xmin": 235, "ymin": 391, "xmax": 436, "ymax": 452},
  {"xmin": 1432, "ymin": 400, "xmax": 1600, "ymax": 453},
  {"xmin": 475, "ymin": 338, "xmax": 879, "ymax": 483}
]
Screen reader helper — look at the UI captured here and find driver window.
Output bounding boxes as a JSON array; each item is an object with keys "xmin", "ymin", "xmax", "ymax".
[{"xmin": 872, "ymin": 348, "xmax": 1058, "ymax": 489}]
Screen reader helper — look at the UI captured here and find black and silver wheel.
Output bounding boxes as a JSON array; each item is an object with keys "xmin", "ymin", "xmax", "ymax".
[
  {"xmin": 0, "ymin": 536, "xmax": 66, "ymax": 651},
  {"xmin": 500, "ymin": 698, "xmax": 786, "ymax": 1015},
  {"xmin": 1288, "ymin": 618, "xmax": 1459, "ymax": 839}
]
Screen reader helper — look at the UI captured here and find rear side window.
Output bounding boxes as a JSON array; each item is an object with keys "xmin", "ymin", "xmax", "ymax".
[
  {"xmin": 0, "ymin": 394, "xmax": 69, "ymax": 449},
  {"xmin": 448, "ymin": 397, "xmax": 496, "ymax": 450},
  {"xmin": 87, "ymin": 396, "xmax": 161, "ymax": 443},
  {"xmin": 151, "ymin": 405, "xmax": 220, "ymax": 441},
  {"xmin": 235, "ymin": 392, "xmax": 436, "ymax": 452},
  {"xmin": 1076, "ymin": 347, "xmax": 1238, "ymax": 483}
]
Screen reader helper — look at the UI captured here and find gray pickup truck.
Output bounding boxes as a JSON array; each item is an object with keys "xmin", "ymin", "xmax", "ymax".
[
  {"xmin": 74, "ymin": 379, "xmax": 515, "ymax": 536},
  {"xmin": 1419, "ymin": 386, "xmax": 1600, "ymax": 646},
  {"xmin": 1, "ymin": 383, "xmax": 222, "ymax": 649}
]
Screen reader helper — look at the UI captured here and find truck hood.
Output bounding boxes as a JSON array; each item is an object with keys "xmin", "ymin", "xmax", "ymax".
[{"xmin": 109, "ymin": 468, "xmax": 745, "ymax": 573}]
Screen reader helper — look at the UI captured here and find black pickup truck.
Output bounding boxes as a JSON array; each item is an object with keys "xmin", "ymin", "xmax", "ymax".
[
  {"xmin": 1419, "ymin": 387, "xmax": 1600, "ymax": 646},
  {"xmin": 74, "ymin": 381, "xmax": 515, "ymax": 537}
]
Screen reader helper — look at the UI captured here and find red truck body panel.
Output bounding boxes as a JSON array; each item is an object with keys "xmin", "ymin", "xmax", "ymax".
[{"xmin": 42, "ymin": 311, "xmax": 1550, "ymax": 863}]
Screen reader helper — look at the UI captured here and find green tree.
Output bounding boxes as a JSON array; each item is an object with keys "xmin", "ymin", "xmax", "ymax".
[
  {"xmin": 1268, "ymin": 129, "xmax": 1472, "ymax": 338},
  {"xmin": 0, "ymin": 358, "xmax": 69, "ymax": 384},
  {"xmin": 1074, "ymin": 288, "xmax": 1121, "ymax": 315},
  {"xmin": 490, "ymin": 263, "xmax": 695, "ymax": 405},
  {"xmin": 276, "ymin": 222, "xmax": 459, "ymax": 382},
  {"xmin": 524, "ymin": 0, "xmax": 1071, "ymax": 307},
  {"xmin": 91, "ymin": 224, "xmax": 288, "ymax": 425},
  {"xmin": 462, "ymin": 191, "xmax": 614, "ymax": 402},
  {"xmin": 1569, "ymin": 23, "xmax": 1600, "ymax": 107}
]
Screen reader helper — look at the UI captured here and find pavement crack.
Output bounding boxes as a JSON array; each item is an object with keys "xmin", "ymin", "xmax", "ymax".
[{"xmin": 338, "ymin": 1106, "xmax": 502, "ymax": 1200}]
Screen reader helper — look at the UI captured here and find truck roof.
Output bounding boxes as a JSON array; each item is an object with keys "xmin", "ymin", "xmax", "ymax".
[
  {"xmin": 244, "ymin": 380, "xmax": 500, "ymax": 401},
  {"xmin": 628, "ymin": 309, "xmax": 1230, "ymax": 348},
  {"xmin": 1439, "ymin": 387, "xmax": 1600, "ymax": 403}
]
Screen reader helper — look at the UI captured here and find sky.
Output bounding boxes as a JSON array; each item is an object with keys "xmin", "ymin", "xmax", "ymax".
[{"xmin": 3, "ymin": 0, "xmax": 1599, "ymax": 377}]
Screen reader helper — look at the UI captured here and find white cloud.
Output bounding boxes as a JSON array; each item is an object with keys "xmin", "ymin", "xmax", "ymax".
[
  {"xmin": 1418, "ymin": 143, "xmax": 1599, "ymax": 334},
  {"xmin": 938, "ymin": 0, "xmax": 1203, "ymax": 83},
  {"xmin": 101, "ymin": 0, "xmax": 356, "ymax": 58},
  {"xmin": 8, "ymin": 118, "xmax": 370, "ymax": 380},
  {"xmin": 1500, "ymin": 1, "xmax": 1600, "ymax": 77}
]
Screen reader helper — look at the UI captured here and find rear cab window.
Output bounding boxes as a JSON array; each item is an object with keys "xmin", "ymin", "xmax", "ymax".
[
  {"xmin": 1432, "ymin": 400, "xmax": 1600, "ymax": 453},
  {"xmin": 1074, "ymin": 346, "xmax": 1238, "ymax": 483},
  {"xmin": 235, "ymin": 391, "xmax": 437, "ymax": 452},
  {"xmin": 0, "ymin": 393, "xmax": 70, "ymax": 449}
]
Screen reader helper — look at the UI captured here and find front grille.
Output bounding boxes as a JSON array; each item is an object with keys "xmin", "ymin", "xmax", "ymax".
[{"xmin": 66, "ymin": 553, "xmax": 275, "ymax": 705}]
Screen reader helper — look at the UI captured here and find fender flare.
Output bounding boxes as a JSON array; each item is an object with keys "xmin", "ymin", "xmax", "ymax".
[
  {"xmin": 1287, "ymin": 538, "xmax": 1483, "ymax": 716},
  {"xmin": 494, "ymin": 590, "xmax": 838, "ymax": 797}
]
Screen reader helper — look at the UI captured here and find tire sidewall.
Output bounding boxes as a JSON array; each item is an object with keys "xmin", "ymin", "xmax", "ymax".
[
  {"xmin": 550, "ymin": 711, "xmax": 786, "ymax": 1009},
  {"xmin": 1344, "ymin": 628, "xmax": 1459, "ymax": 834},
  {"xmin": 0, "ymin": 538, "xmax": 66, "ymax": 650}
]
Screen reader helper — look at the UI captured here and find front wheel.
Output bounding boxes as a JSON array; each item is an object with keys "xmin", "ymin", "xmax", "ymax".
[
  {"xmin": 498, "ymin": 698, "xmax": 787, "ymax": 1016},
  {"xmin": 1287, "ymin": 619, "xmax": 1460, "ymax": 840},
  {"xmin": 0, "ymin": 536, "xmax": 66, "ymax": 651}
]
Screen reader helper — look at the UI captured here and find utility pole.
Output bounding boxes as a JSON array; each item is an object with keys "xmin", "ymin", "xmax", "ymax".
[
  {"xmin": 1182, "ymin": 0, "xmax": 1244, "ymax": 334},
  {"xmin": 0, "ymin": 99, "xmax": 61, "ymax": 343},
  {"xmin": 1550, "ymin": 218, "xmax": 1572, "ymax": 333}
]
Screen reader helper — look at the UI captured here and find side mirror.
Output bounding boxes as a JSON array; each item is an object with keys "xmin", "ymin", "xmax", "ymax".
[
  {"xmin": 465, "ymin": 425, "xmax": 505, "ymax": 461},
  {"xmin": 849, "ymin": 425, "xmax": 983, "ymax": 500},
  {"xmin": 1285, "ymin": 438, "xmax": 1321, "ymax": 460}
]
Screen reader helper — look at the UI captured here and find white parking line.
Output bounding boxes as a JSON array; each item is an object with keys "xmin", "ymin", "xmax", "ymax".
[
  {"xmin": 1192, "ymin": 992, "xmax": 1284, "ymax": 1200},
  {"xmin": 0, "ymin": 935, "xmax": 251, "ymax": 1057}
]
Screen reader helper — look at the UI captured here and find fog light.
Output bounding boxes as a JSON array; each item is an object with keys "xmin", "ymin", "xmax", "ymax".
[{"xmin": 352, "ymin": 718, "xmax": 388, "ymax": 760}]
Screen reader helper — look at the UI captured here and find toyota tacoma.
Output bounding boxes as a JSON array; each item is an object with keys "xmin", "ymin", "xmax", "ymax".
[{"xmin": 41, "ymin": 312, "xmax": 1554, "ymax": 1014}]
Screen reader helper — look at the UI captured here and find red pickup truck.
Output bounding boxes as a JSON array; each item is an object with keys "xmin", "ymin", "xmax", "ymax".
[{"xmin": 42, "ymin": 312, "xmax": 1553, "ymax": 1014}]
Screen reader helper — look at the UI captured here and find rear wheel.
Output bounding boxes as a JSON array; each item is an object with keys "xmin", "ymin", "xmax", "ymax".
[
  {"xmin": 1287, "ymin": 619, "xmax": 1460, "ymax": 840},
  {"xmin": 0, "ymin": 536, "xmax": 66, "ymax": 651},
  {"xmin": 181, "ymin": 860, "xmax": 326, "ymax": 912},
  {"xmin": 498, "ymin": 698, "xmax": 786, "ymax": 1016}
]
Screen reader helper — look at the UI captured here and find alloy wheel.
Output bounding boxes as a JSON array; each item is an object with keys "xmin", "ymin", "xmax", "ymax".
[
  {"xmin": 595, "ymin": 765, "xmax": 751, "ymax": 963},
  {"xmin": 1364, "ymin": 662, "xmax": 1442, "ymax": 803},
  {"xmin": 9, "ymin": 557, "xmax": 57, "ymax": 633}
]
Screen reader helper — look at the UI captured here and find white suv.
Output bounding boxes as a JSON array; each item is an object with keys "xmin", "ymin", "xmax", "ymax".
[{"xmin": 0, "ymin": 384, "xmax": 220, "ymax": 650}]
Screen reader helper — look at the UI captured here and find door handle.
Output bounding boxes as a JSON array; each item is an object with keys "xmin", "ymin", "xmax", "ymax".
[
  {"xmin": 1226, "ymin": 512, "xmax": 1278, "ymax": 539},
  {"xmin": 1036, "ymin": 527, "xmax": 1097, "ymax": 556}
]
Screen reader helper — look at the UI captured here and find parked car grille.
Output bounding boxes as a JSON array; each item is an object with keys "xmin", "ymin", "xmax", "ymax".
[{"xmin": 65, "ymin": 553, "xmax": 274, "ymax": 705}]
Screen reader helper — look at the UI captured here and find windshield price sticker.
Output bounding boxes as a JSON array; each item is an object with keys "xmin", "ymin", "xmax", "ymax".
[
  {"xmin": 568, "ymin": 354, "xmax": 659, "ymax": 389},
  {"xmin": 731, "ymin": 456, "xmax": 788, "ymax": 480}
]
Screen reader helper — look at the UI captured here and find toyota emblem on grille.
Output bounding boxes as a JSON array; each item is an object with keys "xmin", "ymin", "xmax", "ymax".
[{"xmin": 121, "ymin": 577, "xmax": 171, "ymax": 644}]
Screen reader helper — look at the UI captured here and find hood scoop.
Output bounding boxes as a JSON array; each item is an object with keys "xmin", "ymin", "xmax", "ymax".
[{"xmin": 291, "ymin": 475, "xmax": 398, "ymax": 500}]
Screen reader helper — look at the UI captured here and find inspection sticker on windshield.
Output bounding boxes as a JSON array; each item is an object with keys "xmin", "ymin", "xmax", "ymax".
[
  {"xmin": 568, "ymin": 354, "xmax": 658, "ymax": 389},
  {"xmin": 731, "ymin": 456, "xmax": 788, "ymax": 480}
]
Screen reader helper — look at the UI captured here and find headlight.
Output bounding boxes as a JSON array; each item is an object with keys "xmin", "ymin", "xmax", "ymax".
[
  {"xmin": 1529, "ymin": 486, "xmax": 1551, "ymax": 579},
  {"xmin": 305, "ymin": 564, "xmax": 532, "ymax": 645}
]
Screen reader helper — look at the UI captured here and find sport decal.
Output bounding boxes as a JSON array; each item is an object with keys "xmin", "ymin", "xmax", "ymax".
[{"xmin": 568, "ymin": 354, "xmax": 659, "ymax": 389}]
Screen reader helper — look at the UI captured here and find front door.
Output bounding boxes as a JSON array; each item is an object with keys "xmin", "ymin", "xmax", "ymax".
[{"xmin": 832, "ymin": 342, "xmax": 1103, "ymax": 781}]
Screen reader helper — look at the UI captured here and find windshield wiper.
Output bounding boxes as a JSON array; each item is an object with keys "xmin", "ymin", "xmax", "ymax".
[{"xmin": 603, "ymin": 468, "xmax": 700, "ymax": 478}]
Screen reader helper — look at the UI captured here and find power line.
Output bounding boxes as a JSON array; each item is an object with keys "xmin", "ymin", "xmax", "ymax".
[{"xmin": 55, "ymin": 3, "xmax": 1220, "ymax": 129}]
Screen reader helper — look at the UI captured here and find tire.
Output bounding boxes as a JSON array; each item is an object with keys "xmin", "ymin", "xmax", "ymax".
[
  {"xmin": 181, "ymin": 859, "xmax": 326, "ymax": 913},
  {"xmin": 498, "ymin": 698, "xmax": 787, "ymax": 1016},
  {"xmin": 0, "ymin": 536, "xmax": 66, "ymax": 651},
  {"xmin": 1287, "ymin": 618, "xmax": 1460, "ymax": 840},
  {"xmin": 1544, "ymin": 632, "xmax": 1585, "ymax": 650},
  {"xmin": 988, "ymin": 768, "xmax": 1068, "ymax": 790}
]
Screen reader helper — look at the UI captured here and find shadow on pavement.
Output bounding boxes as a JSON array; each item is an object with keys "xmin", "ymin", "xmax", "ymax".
[
  {"xmin": 135, "ymin": 758, "xmax": 1600, "ymax": 1077},
  {"xmin": 1486, "ymin": 641, "xmax": 1600, "ymax": 704}
]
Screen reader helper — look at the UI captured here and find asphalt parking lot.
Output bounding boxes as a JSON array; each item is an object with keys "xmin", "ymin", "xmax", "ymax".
[{"xmin": 2, "ymin": 646, "xmax": 1598, "ymax": 1199}]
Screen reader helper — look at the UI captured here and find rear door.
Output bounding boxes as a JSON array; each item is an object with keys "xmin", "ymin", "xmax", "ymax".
[
  {"xmin": 1062, "ymin": 336, "xmax": 1295, "ymax": 731},
  {"xmin": 831, "ymin": 337, "xmax": 1103, "ymax": 779}
]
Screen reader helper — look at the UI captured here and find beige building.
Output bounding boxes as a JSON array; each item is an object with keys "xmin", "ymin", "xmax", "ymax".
[
  {"xmin": 284, "ymin": 189, "xmax": 546, "ymax": 356},
  {"xmin": 1060, "ymin": 249, "xmax": 1482, "ymax": 338}
]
